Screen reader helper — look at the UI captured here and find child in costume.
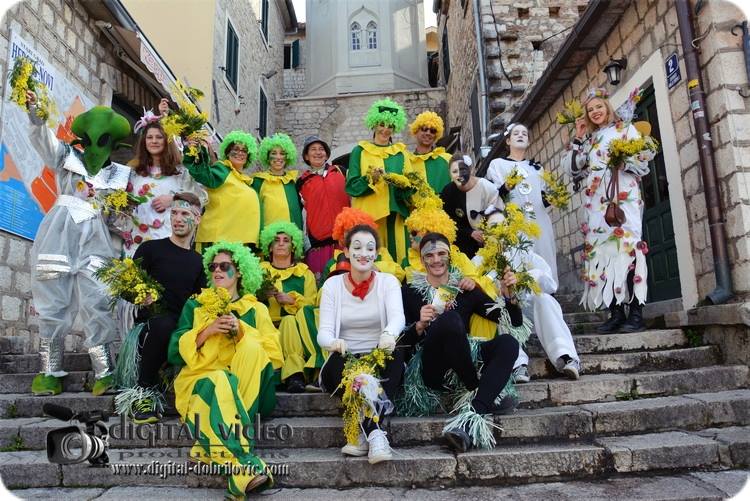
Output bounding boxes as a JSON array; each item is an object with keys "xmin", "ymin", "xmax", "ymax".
[
  {"xmin": 346, "ymin": 98, "xmax": 412, "ymax": 264},
  {"xmin": 253, "ymin": 133, "xmax": 303, "ymax": 231},
  {"xmin": 399, "ymin": 232, "xmax": 521, "ymax": 452},
  {"xmin": 168, "ymin": 242, "xmax": 282, "ymax": 497},
  {"xmin": 114, "ymin": 193, "xmax": 206, "ymax": 423},
  {"xmin": 317, "ymin": 225, "xmax": 405, "ymax": 464},
  {"xmin": 406, "ymin": 111, "xmax": 452, "ymax": 194},
  {"xmin": 184, "ymin": 131, "xmax": 261, "ymax": 251},
  {"xmin": 25, "ymin": 90, "xmax": 131, "ymax": 396},
  {"xmin": 120, "ymin": 107, "xmax": 206, "ymax": 256},
  {"xmin": 296, "ymin": 135, "xmax": 350, "ymax": 279},
  {"xmin": 562, "ymin": 88, "xmax": 654, "ymax": 333},
  {"xmin": 485, "ymin": 123, "xmax": 558, "ymax": 282},
  {"xmin": 258, "ymin": 221, "xmax": 318, "ymax": 393}
]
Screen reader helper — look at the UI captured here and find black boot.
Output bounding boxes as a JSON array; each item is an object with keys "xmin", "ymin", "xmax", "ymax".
[
  {"xmin": 596, "ymin": 301, "xmax": 626, "ymax": 333},
  {"xmin": 620, "ymin": 302, "xmax": 645, "ymax": 333}
]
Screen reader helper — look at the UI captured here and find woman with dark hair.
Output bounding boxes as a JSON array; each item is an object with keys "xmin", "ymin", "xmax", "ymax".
[
  {"xmin": 121, "ymin": 106, "xmax": 206, "ymax": 255},
  {"xmin": 168, "ymin": 241, "xmax": 282, "ymax": 496},
  {"xmin": 316, "ymin": 224, "xmax": 405, "ymax": 464}
]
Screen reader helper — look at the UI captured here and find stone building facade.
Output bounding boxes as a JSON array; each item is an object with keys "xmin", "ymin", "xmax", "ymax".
[
  {"xmin": 0, "ymin": 0, "xmax": 172, "ymax": 354},
  {"xmin": 509, "ymin": 0, "xmax": 750, "ymax": 314},
  {"xmin": 283, "ymin": 23, "xmax": 306, "ymax": 98},
  {"xmin": 436, "ymin": 0, "xmax": 585, "ymax": 157}
]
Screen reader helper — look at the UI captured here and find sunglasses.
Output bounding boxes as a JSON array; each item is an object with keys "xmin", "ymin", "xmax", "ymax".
[
  {"xmin": 420, "ymin": 127, "xmax": 438, "ymax": 134},
  {"xmin": 208, "ymin": 262, "xmax": 235, "ymax": 272},
  {"xmin": 229, "ymin": 149, "xmax": 248, "ymax": 157}
]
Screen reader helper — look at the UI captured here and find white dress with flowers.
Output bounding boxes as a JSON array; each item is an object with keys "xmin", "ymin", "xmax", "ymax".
[
  {"xmin": 121, "ymin": 166, "xmax": 207, "ymax": 256},
  {"xmin": 563, "ymin": 121, "xmax": 651, "ymax": 310}
]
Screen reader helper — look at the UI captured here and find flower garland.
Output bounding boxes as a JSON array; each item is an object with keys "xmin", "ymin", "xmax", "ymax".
[
  {"xmin": 94, "ymin": 257, "xmax": 164, "ymax": 310},
  {"xmin": 540, "ymin": 169, "xmax": 571, "ymax": 210},
  {"xmin": 9, "ymin": 56, "xmax": 58, "ymax": 126},
  {"xmin": 555, "ymin": 98, "xmax": 584, "ymax": 125},
  {"xmin": 336, "ymin": 349, "xmax": 393, "ymax": 445},
  {"xmin": 161, "ymin": 81, "xmax": 209, "ymax": 158}
]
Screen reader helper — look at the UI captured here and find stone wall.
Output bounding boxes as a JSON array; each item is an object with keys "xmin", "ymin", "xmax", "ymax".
[
  {"xmin": 481, "ymin": 0, "xmax": 585, "ymax": 133},
  {"xmin": 519, "ymin": 0, "xmax": 750, "ymax": 303},
  {"xmin": 0, "ymin": 0, "xmax": 164, "ymax": 354},
  {"xmin": 282, "ymin": 31, "xmax": 306, "ymax": 98},
  {"xmin": 276, "ymin": 87, "xmax": 447, "ymax": 160},
  {"xmin": 211, "ymin": 0, "xmax": 287, "ymax": 136}
]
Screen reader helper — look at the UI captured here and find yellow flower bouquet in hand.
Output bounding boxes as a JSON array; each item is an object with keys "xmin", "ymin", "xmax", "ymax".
[
  {"xmin": 556, "ymin": 98, "xmax": 584, "ymax": 125},
  {"xmin": 337, "ymin": 348, "xmax": 393, "ymax": 445},
  {"xmin": 94, "ymin": 257, "xmax": 164, "ymax": 311},
  {"xmin": 193, "ymin": 287, "xmax": 240, "ymax": 338},
  {"xmin": 382, "ymin": 172, "xmax": 412, "ymax": 190},
  {"xmin": 8, "ymin": 56, "xmax": 58, "ymax": 127},
  {"xmin": 540, "ymin": 169, "xmax": 572, "ymax": 210},
  {"xmin": 161, "ymin": 80, "xmax": 210, "ymax": 158},
  {"xmin": 607, "ymin": 136, "xmax": 659, "ymax": 170}
]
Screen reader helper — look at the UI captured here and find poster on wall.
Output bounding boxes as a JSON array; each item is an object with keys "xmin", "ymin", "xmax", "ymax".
[{"xmin": 0, "ymin": 30, "xmax": 97, "ymax": 240}]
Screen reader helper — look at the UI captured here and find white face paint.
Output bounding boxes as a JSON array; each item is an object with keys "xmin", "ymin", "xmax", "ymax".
[
  {"xmin": 507, "ymin": 125, "xmax": 529, "ymax": 150},
  {"xmin": 347, "ymin": 231, "xmax": 377, "ymax": 272}
]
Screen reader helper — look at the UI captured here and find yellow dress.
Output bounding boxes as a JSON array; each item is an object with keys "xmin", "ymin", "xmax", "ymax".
[
  {"xmin": 251, "ymin": 170, "xmax": 303, "ymax": 231},
  {"xmin": 168, "ymin": 294, "xmax": 282, "ymax": 496}
]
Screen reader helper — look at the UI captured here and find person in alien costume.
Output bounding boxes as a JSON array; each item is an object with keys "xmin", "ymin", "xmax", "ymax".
[{"xmin": 25, "ymin": 90, "xmax": 131, "ymax": 396}]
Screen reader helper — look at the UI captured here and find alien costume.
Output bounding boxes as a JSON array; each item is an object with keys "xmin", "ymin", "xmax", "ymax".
[{"xmin": 27, "ymin": 104, "xmax": 131, "ymax": 396}]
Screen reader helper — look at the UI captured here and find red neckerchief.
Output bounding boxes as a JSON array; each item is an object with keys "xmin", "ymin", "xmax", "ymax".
[{"xmin": 347, "ymin": 272, "xmax": 375, "ymax": 300}]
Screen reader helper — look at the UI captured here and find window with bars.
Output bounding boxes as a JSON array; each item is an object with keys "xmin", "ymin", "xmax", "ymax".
[
  {"xmin": 351, "ymin": 22, "xmax": 362, "ymax": 50},
  {"xmin": 366, "ymin": 21, "xmax": 377, "ymax": 49},
  {"xmin": 225, "ymin": 19, "xmax": 239, "ymax": 92}
]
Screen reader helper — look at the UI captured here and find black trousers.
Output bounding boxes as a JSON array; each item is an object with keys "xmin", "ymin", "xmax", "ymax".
[
  {"xmin": 137, "ymin": 314, "xmax": 178, "ymax": 388},
  {"xmin": 320, "ymin": 348, "xmax": 405, "ymax": 435},
  {"xmin": 420, "ymin": 310, "xmax": 518, "ymax": 414}
]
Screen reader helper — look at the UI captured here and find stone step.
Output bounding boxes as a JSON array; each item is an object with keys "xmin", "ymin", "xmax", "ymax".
[
  {"xmin": 527, "ymin": 346, "xmax": 721, "ymax": 378},
  {"xmin": 0, "ymin": 371, "xmax": 92, "ymax": 394},
  {"xmin": 563, "ymin": 311, "xmax": 609, "ymax": 324},
  {"xmin": 0, "ymin": 352, "xmax": 91, "ymax": 374},
  {"xmin": 3, "ymin": 390, "xmax": 748, "ymax": 451},
  {"xmin": 1, "ymin": 364, "xmax": 745, "ymax": 418},
  {"xmin": 9, "ymin": 469, "xmax": 750, "ymax": 500},
  {"xmin": 1, "ymin": 427, "xmax": 746, "ymax": 489}
]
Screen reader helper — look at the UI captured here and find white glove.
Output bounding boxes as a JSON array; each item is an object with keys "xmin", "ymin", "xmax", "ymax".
[
  {"xmin": 328, "ymin": 339, "xmax": 347, "ymax": 355},
  {"xmin": 377, "ymin": 332, "xmax": 397, "ymax": 353}
]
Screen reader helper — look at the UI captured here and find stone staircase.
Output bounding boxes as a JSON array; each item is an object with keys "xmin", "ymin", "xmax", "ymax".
[{"xmin": 1, "ymin": 310, "xmax": 749, "ymax": 499}]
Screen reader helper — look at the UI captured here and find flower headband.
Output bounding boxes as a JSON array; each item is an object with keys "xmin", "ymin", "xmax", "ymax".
[
  {"xmin": 586, "ymin": 87, "xmax": 610, "ymax": 100},
  {"xmin": 462, "ymin": 155, "xmax": 473, "ymax": 167},
  {"xmin": 134, "ymin": 108, "xmax": 161, "ymax": 134}
]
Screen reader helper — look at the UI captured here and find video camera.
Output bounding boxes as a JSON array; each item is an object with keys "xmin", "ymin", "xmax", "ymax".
[{"xmin": 43, "ymin": 403, "xmax": 110, "ymax": 465}]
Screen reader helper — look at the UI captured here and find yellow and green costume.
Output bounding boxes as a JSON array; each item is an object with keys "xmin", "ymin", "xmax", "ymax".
[
  {"xmin": 168, "ymin": 295, "xmax": 283, "ymax": 496},
  {"xmin": 259, "ymin": 261, "xmax": 318, "ymax": 380},
  {"xmin": 406, "ymin": 147, "xmax": 452, "ymax": 194},
  {"xmin": 251, "ymin": 171, "xmax": 303, "ymax": 231},
  {"xmin": 402, "ymin": 246, "xmax": 498, "ymax": 340},
  {"xmin": 184, "ymin": 149, "xmax": 260, "ymax": 247},
  {"xmin": 346, "ymin": 141, "xmax": 411, "ymax": 264}
]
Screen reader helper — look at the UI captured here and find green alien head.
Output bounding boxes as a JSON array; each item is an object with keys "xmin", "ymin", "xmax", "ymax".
[{"xmin": 70, "ymin": 106, "xmax": 131, "ymax": 176}]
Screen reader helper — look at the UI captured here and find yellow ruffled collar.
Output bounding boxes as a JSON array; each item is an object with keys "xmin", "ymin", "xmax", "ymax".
[
  {"xmin": 222, "ymin": 160, "xmax": 254, "ymax": 183},
  {"xmin": 358, "ymin": 141, "xmax": 406, "ymax": 158},
  {"xmin": 409, "ymin": 146, "xmax": 448, "ymax": 161},
  {"xmin": 261, "ymin": 261, "xmax": 309, "ymax": 280},
  {"xmin": 253, "ymin": 170, "xmax": 299, "ymax": 184}
]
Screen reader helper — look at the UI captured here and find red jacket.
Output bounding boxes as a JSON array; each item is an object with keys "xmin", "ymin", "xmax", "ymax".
[{"xmin": 297, "ymin": 164, "xmax": 350, "ymax": 245}]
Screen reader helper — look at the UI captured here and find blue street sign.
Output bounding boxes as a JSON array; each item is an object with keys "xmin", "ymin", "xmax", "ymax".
[{"xmin": 666, "ymin": 52, "xmax": 681, "ymax": 89}]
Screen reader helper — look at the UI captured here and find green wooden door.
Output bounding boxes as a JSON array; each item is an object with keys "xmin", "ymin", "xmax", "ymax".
[{"xmin": 637, "ymin": 86, "xmax": 681, "ymax": 301}]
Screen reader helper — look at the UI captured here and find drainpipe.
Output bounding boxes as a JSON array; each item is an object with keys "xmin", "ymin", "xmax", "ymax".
[
  {"xmin": 676, "ymin": 1, "xmax": 733, "ymax": 304},
  {"xmin": 472, "ymin": 0, "xmax": 489, "ymax": 147}
]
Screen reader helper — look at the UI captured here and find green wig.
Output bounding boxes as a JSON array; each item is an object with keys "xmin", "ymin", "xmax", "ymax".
[
  {"xmin": 219, "ymin": 130, "xmax": 258, "ymax": 169},
  {"xmin": 202, "ymin": 241, "xmax": 263, "ymax": 296},
  {"xmin": 365, "ymin": 98, "xmax": 407, "ymax": 133},
  {"xmin": 259, "ymin": 221, "xmax": 304, "ymax": 260},
  {"xmin": 258, "ymin": 132, "xmax": 297, "ymax": 169}
]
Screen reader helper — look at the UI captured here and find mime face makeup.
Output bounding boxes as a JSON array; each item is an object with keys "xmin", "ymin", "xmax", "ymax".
[{"xmin": 346, "ymin": 231, "xmax": 377, "ymax": 273}]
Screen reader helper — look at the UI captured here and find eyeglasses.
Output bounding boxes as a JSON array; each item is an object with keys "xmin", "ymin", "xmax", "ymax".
[
  {"xmin": 208, "ymin": 262, "xmax": 234, "ymax": 272},
  {"xmin": 229, "ymin": 149, "xmax": 248, "ymax": 157},
  {"xmin": 420, "ymin": 127, "xmax": 438, "ymax": 134}
]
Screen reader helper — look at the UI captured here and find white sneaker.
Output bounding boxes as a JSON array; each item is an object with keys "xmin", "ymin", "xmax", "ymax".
[
  {"xmin": 341, "ymin": 432, "xmax": 368, "ymax": 456},
  {"xmin": 562, "ymin": 358, "xmax": 581, "ymax": 380},
  {"xmin": 366, "ymin": 429, "xmax": 393, "ymax": 464},
  {"xmin": 512, "ymin": 365, "xmax": 530, "ymax": 383}
]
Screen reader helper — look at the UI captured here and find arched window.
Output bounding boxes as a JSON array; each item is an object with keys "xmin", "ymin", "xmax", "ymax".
[
  {"xmin": 351, "ymin": 22, "xmax": 362, "ymax": 50},
  {"xmin": 366, "ymin": 21, "xmax": 378, "ymax": 49}
]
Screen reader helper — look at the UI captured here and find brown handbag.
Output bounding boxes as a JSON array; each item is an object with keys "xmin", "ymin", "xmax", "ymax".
[{"xmin": 604, "ymin": 166, "xmax": 626, "ymax": 227}]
